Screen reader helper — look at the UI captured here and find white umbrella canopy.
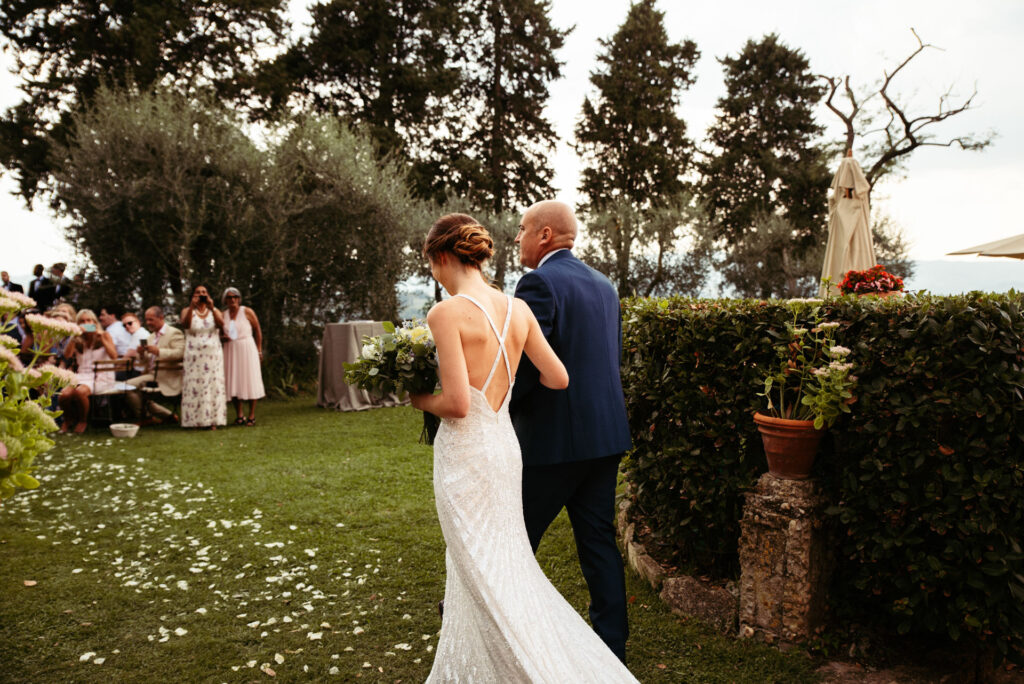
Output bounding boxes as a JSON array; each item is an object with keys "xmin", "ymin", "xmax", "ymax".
[
  {"xmin": 818, "ymin": 155, "xmax": 876, "ymax": 297},
  {"xmin": 948, "ymin": 232, "xmax": 1024, "ymax": 259}
]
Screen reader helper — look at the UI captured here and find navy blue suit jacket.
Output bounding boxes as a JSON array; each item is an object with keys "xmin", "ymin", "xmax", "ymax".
[{"xmin": 510, "ymin": 250, "xmax": 632, "ymax": 466}]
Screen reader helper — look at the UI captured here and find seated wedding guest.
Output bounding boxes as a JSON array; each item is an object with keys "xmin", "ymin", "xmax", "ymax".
[
  {"xmin": 99, "ymin": 305, "xmax": 133, "ymax": 357},
  {"xmin": 123, "ymin": 312, "xmax": 149, "ymax": 349},
  {"xmin": 16, "ymin": 308, "xmax": 40, "ymax": 364},
  {"xmin": 119, "ymin": 312, "xmax": 148, "ymax": 379},
  {"xmin": 58, "ymin": 309, "xmax": 117, "ymax": 434},
  {"xmin": 46, "ymin": 309, "xmax": 76, "ymax": 365},
  {"xmin": 221, "ymin": 288, "xmax": 265, "ymax": 426},
  {"xmin": 180, "ymin": 285, "xmax": 225, "ymax": 429},
  {"xmin": 126, "ymin": 306, "xmax": 184, "ymax": 426},
  {"xmin": 52, "ymin": 302, "xmax": 76, "ymax": 321},
  {"xmin": 1, "ymin": 271, "xmax": 23, "ymax": 293},
  {"xmin": 28, "ymin": 264, "xmax": 54, "ymax": 310}
]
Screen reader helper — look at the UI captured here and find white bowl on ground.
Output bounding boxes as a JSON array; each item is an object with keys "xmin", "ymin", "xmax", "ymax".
[{"xmin": 110, "ymin": 423, "xmax": 140, "ymax": 438}]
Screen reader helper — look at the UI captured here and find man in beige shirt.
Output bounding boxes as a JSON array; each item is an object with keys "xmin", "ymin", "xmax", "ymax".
[{"xmin": 126, "ymin": 306, "xmax": 184, "ymax": 424}]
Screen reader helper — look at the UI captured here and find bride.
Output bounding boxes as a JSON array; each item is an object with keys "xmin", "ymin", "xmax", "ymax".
[{"xmin": 410, "ymin": 214, "xmax": 639, "ymax": 683}]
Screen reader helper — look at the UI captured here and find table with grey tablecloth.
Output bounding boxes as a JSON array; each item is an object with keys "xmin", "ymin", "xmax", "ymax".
[{"xmin": 317, "ymin": 321, "xmax": 408, "ymax": 411}]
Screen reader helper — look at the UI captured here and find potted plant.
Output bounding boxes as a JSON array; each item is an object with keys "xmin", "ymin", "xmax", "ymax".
[
  {"xmin": 754, "ymin": 301, "xmax": 857, "ymax": 479},
  {"xmin": 838, "ymin": 264, "xmax": 904, "ymax": 297}
]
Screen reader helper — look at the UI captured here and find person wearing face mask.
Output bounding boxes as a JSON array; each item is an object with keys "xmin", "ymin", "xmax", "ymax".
[{"xmin": 58, "ymin": 308, "xmax": 117, "ymax": 434}]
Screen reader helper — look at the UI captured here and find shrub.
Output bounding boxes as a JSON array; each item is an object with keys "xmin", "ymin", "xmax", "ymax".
[{"xmin": 621, "ymin": 292, "xmax": 1024, "ymax": 659}]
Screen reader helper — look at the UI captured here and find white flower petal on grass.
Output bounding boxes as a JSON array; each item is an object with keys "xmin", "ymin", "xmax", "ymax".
[
  {"xmin": 72, "ymin": 568, "xmax": 83, "ymax": 574},
  {"xmin": 362, "ymin": 662, "xmax": 372, "ymax": 668},
  {"xmin": 174, "ymin": 627, "xmax": 187, "ymax": 636},
  {"xmin": 195, "ymin": 607, "xmax": 207, "ymax": 614},
  {"xmin": 247, "ymin": 660, "xmax": 257, "ymax": 668},
  {"xmin": 176, "ymin": 580, "xmax": 189, "ymax": 591},
  {"xmin": 307, "ymin": 632, "xmax": 323, "ymax": 640},
  {"xmin": 395, "ymin": 643, "xmax": 412, "ymax": 650},
  {"xmin": 402, "ymin": 614, "xmax": 411, "ymax": 620},
  {"xmin": 352, "ymin": 626, "xmax": 364, "ymax": 635},
  {"xmin": 93, "ymin": 657, "xmax": 106, "ymax": 665},
  {"xmin": 79, "ymin": 652, "xmax": 96, "ymax": 662},
  {"xmin": 329, "ymin": 666, "xmax": 340, "ymax": 675},
  {"xmin": 231, "ymin": 666, "xmax": 240, "ymax": 672},
  {"xmin": 305, "ymin": 549, "xmax": 316, "ymax": 557},
  {"xmin": 274, "ymin": 653, "xmax": 285, "ymax": 664},
  {"xmin": 260, "ymin": 663, "xmax": 276, "ymax": 677}
]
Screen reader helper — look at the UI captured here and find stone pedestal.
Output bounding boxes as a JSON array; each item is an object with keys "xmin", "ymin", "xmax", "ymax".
[{"xmin": 738, "ymin": 473, "xmax": 831, "ymax": 644}]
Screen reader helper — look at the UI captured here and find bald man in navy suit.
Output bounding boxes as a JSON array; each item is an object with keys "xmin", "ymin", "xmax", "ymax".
[{"xmin": 510, "ymin": 200, "xmax": 633, "ymax": 663}]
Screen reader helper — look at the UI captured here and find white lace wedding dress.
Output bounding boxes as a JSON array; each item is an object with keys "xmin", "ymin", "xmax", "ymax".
[{"xmin": 426, "ymin": 294, "xmax": 638, "ymax": 683}]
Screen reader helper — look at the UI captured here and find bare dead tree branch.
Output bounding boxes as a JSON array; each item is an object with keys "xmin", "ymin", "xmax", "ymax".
[
  {"xmin": 820, "ymin": 74, "xmax": 858, "ymax": 153},
  {"xmin": 819, "ymin": 28, "xmax": 995, "ymax": 194}
]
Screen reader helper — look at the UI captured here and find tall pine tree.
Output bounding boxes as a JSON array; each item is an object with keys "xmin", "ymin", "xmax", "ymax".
[
  {"xmin": 573, "ymin": 0, "xmax": 700, "ymax": 295},
  {"xmin": 699, "ymin": 34, "xmax": 831, "ymax": 296},
  {"xmin": 574, "ymin": 0, "xmax": 698, "ymax": 212},
  {"xmin": 0, "ymin": 0, "xmax": 287, "ymax": 201},
  {"xmin": 445, "ymin": 0, "xmax": 568, "ymax": 215},
  {"xmin": 433, "ymin": 0, "xmax": 569, "ymax": 289}
]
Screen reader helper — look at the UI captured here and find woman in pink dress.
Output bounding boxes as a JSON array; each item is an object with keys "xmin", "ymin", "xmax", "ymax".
[
  {"xmin": 58, "ymin": 308, "xmax": 117, "ymax": 434},
  {"xmin": 221, "ymin": 287, "xmax": 265, "ymax": 426},
  {"xmin": 180, "ymin": 285, "xmax": 227, "ymax": 430}
]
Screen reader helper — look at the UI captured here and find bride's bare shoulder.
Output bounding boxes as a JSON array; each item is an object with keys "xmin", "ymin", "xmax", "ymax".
[{"xmin": 426, "ymin": 298, "xmax": 464, "ymax": 326}]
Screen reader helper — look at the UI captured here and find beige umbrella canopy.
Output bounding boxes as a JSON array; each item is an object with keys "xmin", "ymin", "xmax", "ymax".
[
  {"xmin": 948, "ymin": 233, "xmax": 1024, "ymax": 259},
  {"xmin": 818, "ymin": 155, "xmax": 876, "ymax": 297}
]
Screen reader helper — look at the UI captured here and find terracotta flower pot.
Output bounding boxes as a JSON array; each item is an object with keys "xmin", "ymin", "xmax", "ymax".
[{"xmin": 753, "ymin": 412, "xmax": 825, "ymax": 480}]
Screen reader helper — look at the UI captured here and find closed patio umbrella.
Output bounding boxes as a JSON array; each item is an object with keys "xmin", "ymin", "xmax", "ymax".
[
  {"xmin": 948, "ymin": 232, "xmax": 1024, "ymax": 259},
  {"xmin": 818, "ymin": 154, "xmax": 876, "ymax": 297}
]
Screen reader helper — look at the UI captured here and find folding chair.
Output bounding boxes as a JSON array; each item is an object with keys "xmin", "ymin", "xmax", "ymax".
[{"xmin": 90, "ymin": 357, "xmax": 135, "ymax": 425}]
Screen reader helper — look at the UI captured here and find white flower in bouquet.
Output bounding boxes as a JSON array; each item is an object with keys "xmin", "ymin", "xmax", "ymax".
[{"xmin": 0, "ymin": 334, "xmax": 18, "ymax": 349}]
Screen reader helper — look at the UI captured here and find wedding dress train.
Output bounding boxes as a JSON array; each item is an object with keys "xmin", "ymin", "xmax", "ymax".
[{"xmin": 425, "ymin": 294, "xmax": 638, "ymax": 683}]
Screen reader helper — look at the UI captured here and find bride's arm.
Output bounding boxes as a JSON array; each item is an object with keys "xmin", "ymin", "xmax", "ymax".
[
  {"xmin": 409, "ymin": 303, "xmax": 472, "ymax": 419},
  {"xmin": 521, "ymin": 302, "xmax": 568, "ymax": 390}
]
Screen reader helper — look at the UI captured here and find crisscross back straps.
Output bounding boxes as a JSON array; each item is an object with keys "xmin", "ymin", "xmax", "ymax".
[{"xmin": 453, "ymin": 293, "xmax": 513, "ymax": 392}]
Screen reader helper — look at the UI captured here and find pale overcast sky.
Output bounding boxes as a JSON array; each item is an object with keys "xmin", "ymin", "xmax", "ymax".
[{"xmin": 2, "ymin": 0, "xmax": 1022, "ymax": 281}]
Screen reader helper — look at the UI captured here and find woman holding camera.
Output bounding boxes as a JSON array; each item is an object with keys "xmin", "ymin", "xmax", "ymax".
[
  {"xmin": 180, "ymin": 285, "xmax": 226, "ymax": 429},
  {"xmin": 58, "ymin": 308, "xmax": 117, "ymax": 434}
]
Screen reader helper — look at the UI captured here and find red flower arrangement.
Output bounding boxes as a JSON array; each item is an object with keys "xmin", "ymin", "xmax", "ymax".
[{"xmin": 838, "ymin": 264, "xmax": 904, "ymax": 295}]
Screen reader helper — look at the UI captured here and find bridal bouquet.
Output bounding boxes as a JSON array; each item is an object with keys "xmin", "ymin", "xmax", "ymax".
[{"xmin": 343, "ymin": 321, "xmax": 440, "ymax": 443}]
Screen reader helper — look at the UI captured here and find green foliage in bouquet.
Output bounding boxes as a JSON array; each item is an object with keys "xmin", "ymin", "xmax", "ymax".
[
  {"xmin": 0, "ymin": 294, "xmax": 82, "ymax": 501},
  {"xmin": 343, "ymin": 320, "xmax": 440, "ymax": 443},
  {"xmin": 343, "ymin": 321, "xmax": 438, "ymax": 398}
]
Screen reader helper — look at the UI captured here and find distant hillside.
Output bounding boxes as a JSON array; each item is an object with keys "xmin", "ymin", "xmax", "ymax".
[{"xmin": 904, "ymin": 259, "xmax": 1024, "ymax": 295}]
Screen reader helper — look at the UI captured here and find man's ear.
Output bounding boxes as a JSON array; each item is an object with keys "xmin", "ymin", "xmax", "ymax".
[{"xmin": 540, "ymin": 226, "xmax": 553, "ymax": 243}]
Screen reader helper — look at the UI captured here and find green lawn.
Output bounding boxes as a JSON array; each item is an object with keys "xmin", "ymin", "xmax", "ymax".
[{"xmin": 1, "ymin": 398, "xmax": 818, "ymax": 683}]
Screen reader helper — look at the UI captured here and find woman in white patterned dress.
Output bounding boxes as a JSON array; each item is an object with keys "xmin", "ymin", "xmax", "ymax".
[
  {"xmin": 180, "ymin": 285, "xmax": 226, "ymax": 429},
  {"xmin": 410, "ymin": 214, "xmax": 639, "ymax": 683}
]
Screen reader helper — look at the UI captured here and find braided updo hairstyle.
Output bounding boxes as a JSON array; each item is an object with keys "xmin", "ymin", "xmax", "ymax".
[{"xmin": 423, "ymin": 213, "xmax": 494, "ymax": 268}]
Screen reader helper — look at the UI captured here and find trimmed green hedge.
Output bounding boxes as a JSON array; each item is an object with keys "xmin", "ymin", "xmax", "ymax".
[{"xmin": 621, "ymin": 293, "xmax": 1024, "ymax": 658}]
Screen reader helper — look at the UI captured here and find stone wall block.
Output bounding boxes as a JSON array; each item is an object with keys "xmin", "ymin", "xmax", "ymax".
[{"xmin": 738, "ymin": 473, "xmax": 833, "ymax": 645}]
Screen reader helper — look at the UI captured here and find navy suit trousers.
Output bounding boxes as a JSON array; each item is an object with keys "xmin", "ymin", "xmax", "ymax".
[{"xmin": 522, "ymin": 453, "xmax": 628, "ymax": 663}]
